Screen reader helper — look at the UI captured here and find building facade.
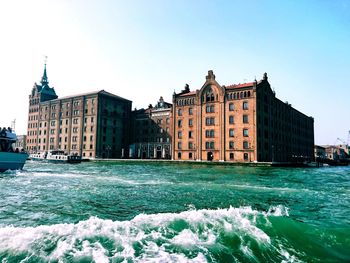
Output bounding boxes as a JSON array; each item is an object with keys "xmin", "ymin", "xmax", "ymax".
[
  {"xmin": 130, "ymin": 97, "xmax": 172, "ymax": 159},
  {"xmin": 172, "ymin": 70, "xmax": 314, "ymax": 162},
  {"xmin": 14, "ymin": 135, "xmax": 26, "ymax": 151},
  {"xmin": 26, "ymin": 65, "xmax": 132, "ymax": 158}
]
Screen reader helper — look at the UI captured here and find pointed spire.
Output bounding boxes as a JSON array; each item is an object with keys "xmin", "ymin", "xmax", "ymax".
[{"xmin": 41, "ymin": 57, "xmax": 49, "ymax": 85}]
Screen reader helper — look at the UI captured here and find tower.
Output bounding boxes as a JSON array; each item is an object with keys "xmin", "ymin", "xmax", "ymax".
[{"xmin": 26, "ymin": 61, "xmax": 58, "ymax": 152}]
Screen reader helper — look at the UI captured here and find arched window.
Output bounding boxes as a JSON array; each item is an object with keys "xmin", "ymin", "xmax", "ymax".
[
  {"xmin": 247, "ymin": 91, "xmax": 251, "ymax": 97},
  {"xmin": 240, "ymin": 92, "xmax": 243, "ymax": 99},
  {"xmin": 206, "ymin": 94, "xmax": 210, "ymax": 102},
  {"xmin": 210, "ymin": 94, "xmax": 215, "ymax": 101},
  {"xmin": 244, "ymin": 91, "xmax": 247, "ymax": 98}
]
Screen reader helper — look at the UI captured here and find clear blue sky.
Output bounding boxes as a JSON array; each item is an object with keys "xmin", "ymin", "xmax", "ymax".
[{"xmin": 0, "ymin": 0, "xmax": 349, "ymax": 145}]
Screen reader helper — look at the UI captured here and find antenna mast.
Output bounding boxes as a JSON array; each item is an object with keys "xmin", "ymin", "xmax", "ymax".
[{"xmin": 11, "ymin": 119, "xmax": 16, "ymax": 132}]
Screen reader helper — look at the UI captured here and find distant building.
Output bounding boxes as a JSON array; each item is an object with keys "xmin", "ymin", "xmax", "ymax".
[
  {"xmin": 323, "ymin": 145, "xmax": 349, "ymax": 160},
  {"xmin": 314, "ymin": 145, "xmax": 326, "ymax": 160},
  {"xmin": 14, "ymin": 135, "xmax": 26, "ymax": 151},
  {"xmin": 130, "ymin": 96, "xmax": 172, "ymax": 159},
  {"xmin": 26, "ymin": 64, "xmax": 132, "ymax": 158},
  {"xmin": 172, "ymin": 70, "xmax": 314, "ymax": 162}
]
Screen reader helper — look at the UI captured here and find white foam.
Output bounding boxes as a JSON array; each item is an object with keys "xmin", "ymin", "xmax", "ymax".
[{"xmin": 0, "ymin": 205, "xmax": 289, "ymax": 261}]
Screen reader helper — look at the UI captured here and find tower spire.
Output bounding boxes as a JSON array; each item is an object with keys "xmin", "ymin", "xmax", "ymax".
[{"xmin": 41, "ymin": 56, "xmax": 49, "ymax": 85}]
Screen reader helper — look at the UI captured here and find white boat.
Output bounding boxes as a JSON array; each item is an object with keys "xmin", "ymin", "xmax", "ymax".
[
  {"xmin": 0, "ymin": 128, "xmax": 28, "ymax": 172},
  {"xmin": 30, "ymin": 152, "xmax": 47, "ymax": 161},
  {"xmin": 30, "ymin": 150, "xmax": 81, "ymax": 164}
]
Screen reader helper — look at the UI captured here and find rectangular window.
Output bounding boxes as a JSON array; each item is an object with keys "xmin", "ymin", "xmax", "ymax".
[
  {"xmin": 244, "ymin": 153, "xmax": 249, "ymax": 161},
  {"xmin": 243, "ymin": 129, "xmax": 249, "ymax": 137},
  {"xmin": 205, "ymin": 141, "xmax": 215, "ymax": 149},
  {"xmin": 205, "ymin": 130, "xmax": 210, "ymax": 138},
  {"xmin": 229, "ymin": 103, "xmax": 234, "ymax": 111},
  {"xmin": 229, "ymin": 115, "xmax": 234, "ymax": 124},
  {"xmin": 189, "ymin": 119, "xmax": 193, "ymax": 127},
  {"xmin": 243, "ymin": 141, "xmax": 249, "ymax": 149},
  {"xmin": 229, "ymin": 129, "xmax": 234, "ymax": 137},
  {"xmin": 205, "ymin": 117, "xmax": 215, "ymax": 126},
  {"xmin": 178, "ymin": 131, "xmax": 182, "ymax": 139},
  {"xmin": 230, "ymin": 152, "xmax": 234, "ymax": 160},
  {"xmin": 50, "ymin": 129, "xmax": 55, "ymax": 134},
  {"xmin": 178, "ymin": 120, "xmax": 182, "ymax": 127},
  {"xmin": 189, "ymin": 142, "xmax": 193, "ymax": 149},
  {"xmin": 243, "ymin": 115, "xmax": 249, "ymax": 123},
  {"xmin": 189, "ymin": 108, "xmax": 193, "ymax": 115},
  {"xmin": 206, "ymin": 105, "xmax": 215, "ymax": 113},
  {"xmin": 243, "ymin": 101, "xmax": 249, "ymax": 110},
  {"xmin": 50, "ymin": 121, "xmax": 55, "ymax": 126},
  {"xmin": 178, "ymin": 142, "xmax": 182, "ymax": 149},
  {"xmin": 229, "ymin": 141, "xmax": 234, "ymax": 149},
  {"xmin": 178, "ymin": 109, "xmax": 182, "ymax": 116},
  {"xmin": 189, "ymin": 131, "xmax": 193, "ymax": 138}
]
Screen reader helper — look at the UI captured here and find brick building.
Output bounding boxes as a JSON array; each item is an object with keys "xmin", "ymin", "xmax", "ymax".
[
  {"xmin": 172, "ymin": 70, "xmax": 314, "ymax": 162},
  {"xmin": 26, "ymin": 64, "xmax": 132, "ymax": 158},
  {"xmin": 130, "ymin": 96, "xmax": 172, "ymax": 159}
]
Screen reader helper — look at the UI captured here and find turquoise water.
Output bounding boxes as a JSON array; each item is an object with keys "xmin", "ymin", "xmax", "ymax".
[{"xmin": 0, "ymin": 161, "xmax": 349, "ymax": 262}]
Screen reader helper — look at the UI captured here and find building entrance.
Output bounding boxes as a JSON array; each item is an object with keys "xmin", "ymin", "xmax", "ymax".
[{"xmin": 207, "ymin": 152, "xmax": 213, "ymax": 161}]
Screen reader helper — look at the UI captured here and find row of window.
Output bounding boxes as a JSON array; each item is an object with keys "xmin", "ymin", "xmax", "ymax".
[
  {"xmin": 177, "ymin": 98, "xmax": 195, "ymax": 106},
  {"xmin": 177, "ymin": 102, "xmax": 249, "ymax": 116},
  {"xmin": 39, "ymin": 108, "xmax": 96, "ymax": 120},
  {"xmin": 177, "ymin": 119, "xmax": 193, "ymax": 128},
  {"xmin": 42, "ymin": 99, "xmax": 96, "ymax": 112},
  {"xmin": 178, "ymin": 108, "xmax": 194, "ymax": 116},
  {"xmin": 227, "ymin": 91, "xmax": 251, "ymax": 100},
  {"xmin": 176, "ymin": 152, "xmax": 249, "ymax": 161},
  {"xmin": 177, "ymin": 141, "xmax": 250, "ymax": 150},
  {"xmin": 177, "ymin": 128, "xmax": 248, "ymax": 139}
]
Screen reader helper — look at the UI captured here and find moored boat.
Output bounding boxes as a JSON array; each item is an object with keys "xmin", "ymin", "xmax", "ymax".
[
  {"xmin": 0, "ymin": 128, "xmax": 28, "ymax": 172},
  {"xmin": 30, "ymin": 150, "xmax": 81, "ymax": 164}
]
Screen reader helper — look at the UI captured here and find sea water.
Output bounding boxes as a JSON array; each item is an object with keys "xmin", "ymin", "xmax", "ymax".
[{"xmin": 0, "ymin": 161, "xmax": 349, "ymax": 262}]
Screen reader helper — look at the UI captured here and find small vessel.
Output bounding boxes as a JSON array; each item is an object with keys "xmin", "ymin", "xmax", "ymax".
[
  {"xmin": 30, "ymin": 150, "xmax": 81, "ymax": 164},
  {"xmin": 0, "ymin": 128, "xmax": 28, "ymax": 172}
]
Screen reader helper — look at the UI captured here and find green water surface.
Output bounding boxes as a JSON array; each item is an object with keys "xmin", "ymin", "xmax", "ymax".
[{"xmin": 0, "ymin": 161, "xmax": 349, "ymax": 262}]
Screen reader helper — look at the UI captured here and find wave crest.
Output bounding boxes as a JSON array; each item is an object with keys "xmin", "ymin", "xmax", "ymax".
[{"xmin": 0, "ymin": 206, "xmax": 291, "ymax": 262}]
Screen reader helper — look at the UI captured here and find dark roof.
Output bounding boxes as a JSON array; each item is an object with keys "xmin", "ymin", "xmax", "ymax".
[
  {"xmin": 178, "ymin": 91, "xmax": 197, "ymax": 97},
  {"xmin": 226, "ymin": 82, "xmax": 254, "ymax": 89},
  {"xmin": 48, "ymin": 90, "xmax": 131, "ymax": 103}
]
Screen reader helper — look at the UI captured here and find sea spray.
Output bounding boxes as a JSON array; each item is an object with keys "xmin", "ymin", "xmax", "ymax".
[{"xmin": 0, "ymin": 206, "xmax": 293, "ymax": 262}]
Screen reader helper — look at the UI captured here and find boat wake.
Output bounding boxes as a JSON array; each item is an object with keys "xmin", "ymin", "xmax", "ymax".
[{"xmin": 0, "ymin": 205, "xmax": 348, "ymax": 262}]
